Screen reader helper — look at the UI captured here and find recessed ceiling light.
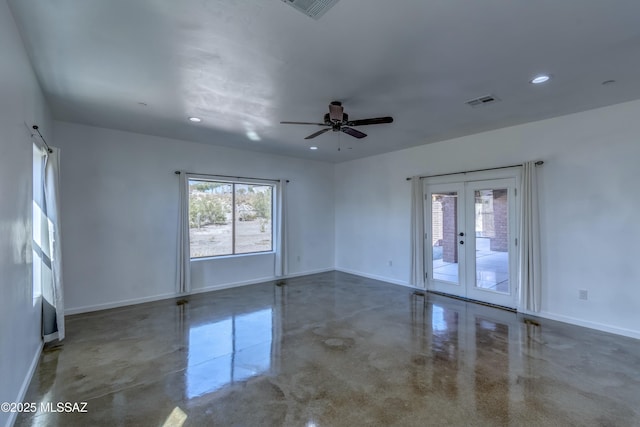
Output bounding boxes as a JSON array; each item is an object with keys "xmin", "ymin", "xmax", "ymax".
[
  {"xmin": 530, "ymin": 75, "xmax": 551, "ymax": 84},
  {"xmin": 188, "ymin": 117, "xmax": 202, "ymax": 123},
  {"xmin": 309, "ymin": 146, "xmax": 318, "ymax": 150}
]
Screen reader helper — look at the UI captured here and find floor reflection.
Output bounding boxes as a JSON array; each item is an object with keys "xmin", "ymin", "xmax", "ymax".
[
  {"xmin": 431, "ymin": 304, "xmax": 448, "ymax": 332},
  {"xmin": 411, "ymin": 293, "xmax": 517, "ymax": 420},
  {"xmin": 430, "ymin": 303, "xmax": 460, "ymax": 399},
  {"xmin": 187, "ymin": 308, "xmax": 273, "ymax": 398},
  {"xmin": 474, "ymin": 316, "xmax": 509, "ymax": 424}
]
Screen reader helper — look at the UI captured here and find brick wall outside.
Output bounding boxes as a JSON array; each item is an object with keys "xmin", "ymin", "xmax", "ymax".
[
  {"xmin": 490, "ymin": 189, "xmax": 509, "ymax": 252},
  {"xmin": 432, "ymin": 200, "xmax": 443, "ymax": 246},
  {"xmin": 442, "ymin": 195, "xmax": 458, "ymax": 263}
]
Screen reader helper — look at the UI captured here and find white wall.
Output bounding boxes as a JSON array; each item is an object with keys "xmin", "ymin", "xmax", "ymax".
[
  {"xmin": 0, "ymin": 1, "xmax": 51, "ymax": 426},
  {"xmin": 335, "ymin": 99, "xmax": 640, "ymax": 339},
  {"xmin": 54, "ymin": 122, "xmax": 335, "ymax": 313}
]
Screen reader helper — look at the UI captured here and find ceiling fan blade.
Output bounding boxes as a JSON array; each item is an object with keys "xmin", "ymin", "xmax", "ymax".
[
  {"xmin": 347, "ymin": 116, "xmax": 394, "ymax": 126},
  {"xmin": 281, "ymin": 121, "xmax": 327, "ymax": 126},
  {"xmin": 304, "ymin": 128, "xmax": 331, "ymax": 139},
  {"xmin": 341, "ymin": 126, "xmax": 367, "ymax": 139}
]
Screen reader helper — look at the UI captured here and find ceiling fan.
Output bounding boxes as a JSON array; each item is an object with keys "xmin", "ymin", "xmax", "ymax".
[{"xmin": 280, "ymin": 101, "xmax": 393, "ymax": 140}]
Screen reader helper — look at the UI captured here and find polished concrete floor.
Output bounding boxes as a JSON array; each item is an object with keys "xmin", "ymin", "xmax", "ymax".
[{"xmin": 17, "ymin": 272, "xmax": 640, "ymax": 426}]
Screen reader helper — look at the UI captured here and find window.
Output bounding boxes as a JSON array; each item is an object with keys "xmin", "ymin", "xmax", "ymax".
[{"xmin": 188, "ymin": 179, "xmax": 273, "ymax": 258}]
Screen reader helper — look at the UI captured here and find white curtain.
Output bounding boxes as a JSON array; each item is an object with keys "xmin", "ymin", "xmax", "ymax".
[
  {"xmin": 274, "ymin": 179, "xmax": 288, "ymax": 277},
  {"xmin": 177, "ymin": 172, "xmax": 191, "ymax": 293},
  {"xmin": 410, "ymin": 176, "xmax": 425, "ymax": 287},
  {"xmin": 519, "ymin": 161, "xmax": 542, "ymax": 312},
  {"xmin": 40, "ymin": 147, "xmax": 65, "ymax": 342}
]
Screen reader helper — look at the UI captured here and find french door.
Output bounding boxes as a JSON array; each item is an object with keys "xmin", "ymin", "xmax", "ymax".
[{"xmin": 425, "ymin": 176, "xmax": 518, "ymax": 308}]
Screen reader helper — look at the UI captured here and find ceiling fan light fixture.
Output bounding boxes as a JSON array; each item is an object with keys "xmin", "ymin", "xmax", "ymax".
[
  {"xmin": 329, "ymin": 101, "xmax": 344, "ymax": 122},
  {"xmin": 530, "ymin": 74, "xmax": 551, "ymax": 84}
]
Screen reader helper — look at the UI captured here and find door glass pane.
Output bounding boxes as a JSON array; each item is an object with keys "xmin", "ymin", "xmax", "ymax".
[
  {"xmin": 432, "ymin": 192, "xmax": 459, "ymax": 284},
  {"xmin": 474, "ymin": 189, "xmax": 509, "ymax": 293}
]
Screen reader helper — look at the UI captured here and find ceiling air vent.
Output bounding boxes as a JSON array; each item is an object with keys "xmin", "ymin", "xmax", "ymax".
[
  {"xmin": 281, "ymin": 0, "xmax": 340, "ymax": 20},
  {"xmin": 465, "ymin": 95, "xmax": 501, "ymax": 108}
]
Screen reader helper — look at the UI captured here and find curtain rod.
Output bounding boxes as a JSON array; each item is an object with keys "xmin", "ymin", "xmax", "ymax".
[
  {"xmin": 405, "ymin": 160, "xmax": 544, "ymax": 181},
  {"xmin": 175, "ymin": 171, "xmax": 289, "ymax": 183},
  {"xmin": 32, "ymin": 125, "xmax": 53, "ymax": 153}
]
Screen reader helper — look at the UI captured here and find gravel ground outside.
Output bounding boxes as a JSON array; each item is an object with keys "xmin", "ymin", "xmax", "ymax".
[{"xmin": 190, "ymin": 219, "xmax": 272, "ymax": 258}]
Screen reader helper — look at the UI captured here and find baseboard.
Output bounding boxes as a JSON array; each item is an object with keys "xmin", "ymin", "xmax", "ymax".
[
  {"xmin": 334, "ymin": 267, "xmax": 417, "ymax": 289},
  {"xmin": 338, "ymin": 269, "xmax": 640, "ymax": 341},
  {"xmin": 65, "ymin": 267, "xmax": 335, "ymax": 315},
  {"xmin": 188, "ymin": 268, "xmax": 335, "ymax": 295},
  {"xmin": 65, "ymin": 291, "xmax": 177, "ymax": 315},
  {"xmin": 521, "ymin": 310, "xmax": 640, "ymax": 340},
  {"xmin": 6, "ymin": 341, "xmax": 43, "ymax": 427},
  {"xmin": 187, "ymin": 276, "xmax": 277, "ymax": 296},
  {"xmin": 284, "ymin": 267, "xmax": 335, "ymax": 278}
]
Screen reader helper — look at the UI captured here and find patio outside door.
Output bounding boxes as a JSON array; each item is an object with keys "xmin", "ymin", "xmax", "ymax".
[{"xmin": 425, "ymin": 177, "xmax": 518, "ymax": 309}]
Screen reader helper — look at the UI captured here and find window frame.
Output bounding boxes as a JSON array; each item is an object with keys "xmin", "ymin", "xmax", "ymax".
[{"xmin": 187, "ymin": 175, "xmax": 276, "ymax": 259}]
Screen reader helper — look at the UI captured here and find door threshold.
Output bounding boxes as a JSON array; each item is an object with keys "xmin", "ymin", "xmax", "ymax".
[{"xmin": 425, "ymin": 290, "xmax": 517, "ymax": 313}]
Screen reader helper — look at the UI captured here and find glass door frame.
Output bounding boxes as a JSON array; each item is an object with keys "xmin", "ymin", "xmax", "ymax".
[
  {"xmin": 464, "ymin": 178, "xmax": 518, "ymax": 308},
  {"xmin": 423, "ymin": 168, "xmax": 520, "ymax": 309},
  {"xmin": 425, "ymin": 182, "xmax": 466, "ymax": 298}
]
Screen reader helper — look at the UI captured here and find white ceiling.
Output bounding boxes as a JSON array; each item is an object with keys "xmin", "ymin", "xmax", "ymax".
[{"xmin": 8, "ymin": 0, "xmax": 640, "ymax": 162}]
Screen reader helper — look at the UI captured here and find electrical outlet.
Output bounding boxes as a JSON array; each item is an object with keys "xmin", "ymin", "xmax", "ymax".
[{"xmin": 579, "ymin": 290, "xmax": 588, "ymax": 300}]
